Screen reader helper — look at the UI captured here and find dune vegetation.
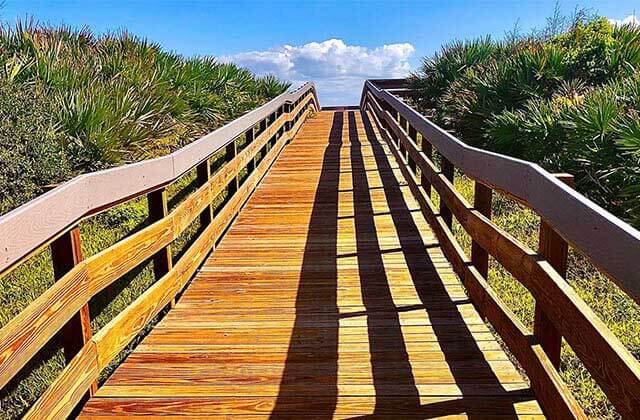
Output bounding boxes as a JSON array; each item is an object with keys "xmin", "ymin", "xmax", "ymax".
[
  {"xmin": 0, "ymin": 20, "xmax": 288, "ymax": 418},
  {"xmin": 410, "ymin": 11, "xmax": 640, "ymax": 419},
  {"xmin": 0, "ymin": 19, "xmax": 289, "ymax": 215},
  {"xmin": 410, "ymin": 12, "xmax": 640, "ymax": 228}
]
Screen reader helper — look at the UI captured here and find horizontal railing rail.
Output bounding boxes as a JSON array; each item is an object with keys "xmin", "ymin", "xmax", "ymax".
[
  {"xmin": 0, "ymin": 82, "xmax": 319, "ymax": 419},
  {"xmin": 361, "ymin": 79, "xmax": 640, "ymax": 419},
  {"xmin": 0, "ymin": 82, "xmax": 320, "ymax": 277}
]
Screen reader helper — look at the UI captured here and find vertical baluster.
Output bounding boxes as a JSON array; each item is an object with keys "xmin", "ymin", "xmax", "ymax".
[
  {"xmin": 148, "ymin": 187, "xmax": 174, "ymax": 307},
  {"xmin": 399, "ymin": 115, "xmax": 409, "ymax": 160},
  {"xmin": 50, "ymin": 226, "xmax": 96, "ymax": 397},
  {"xmin": 259, "ymin": 118, "xmax": 267, "ymax": 134},
  {"xmin": 284, "ymin": 104, "xmax": 291, "ymax": 131},
  {"xmin": 408, "ymin": 125, "xmax": 418, "ymax": 174},
  {"xmin": 440, "ymin": 157, "xmax": 454, "ymax": 228},
  {"xmin": 471, "ymin": 182, "xmax": 492, "ymax": 278},
  {"xmin": 225, "ymin": 140, "xmax": 239, "ymax": 196},
  {"xmin": 534, "ymin": 173, "xmax": 574, "ymax": 368},
  {"xmin": 421, "ymin": 135, "xmax": 433, "ymax": 198},
  {"xmin": 197, "ymin": 159, "xmax": 213, "ymax": 226},
  {"xmin": 256, "ymin": 119, "xmax": 268, "ymax": 167},
  {"xmin": 246, "ymin": 127, "xmax": 255, "ymax": 174}
]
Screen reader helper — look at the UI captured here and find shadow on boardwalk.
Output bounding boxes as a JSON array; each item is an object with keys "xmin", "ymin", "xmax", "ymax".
[
  {"xmin": 270, "ymin": 110, "xmax": 533, "ymax": 418},
  {"xmin": 270, "ymin": 112, "xmax": 343, "ymax": 418}
]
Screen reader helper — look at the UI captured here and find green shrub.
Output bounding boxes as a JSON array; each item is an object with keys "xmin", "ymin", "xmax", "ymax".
[
  {"xmin": 0, "ymin": 18, "xmax": 291, "ymax": 419},
  {"xmin": 0, "ymin": 82, "xmax": 71, "ymax": 215},
  {"xmin": 0, "ymin": 20, "xmax": 290, "ymax": 175},
  {"xmin": 410, "ymin": 14, "xmax": 640, "ymax": 227}
]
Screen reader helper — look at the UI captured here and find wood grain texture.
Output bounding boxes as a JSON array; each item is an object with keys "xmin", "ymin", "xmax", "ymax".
[
  {"xmin": 92, "ymin": 101, "xmax": 306, "ymax": 371},
  {"xmin": 0, "ymin": 262, "xmax": 89, "ymax": 389},
  {"xmin": 0, "ymin": 97, "xmax": 315, "ymax": 393},
  {"xmin": 534, "ymin": 174, "xmax": 574, "ymax": 369},
  {"xmin": 0, "ymin": 83, "xmax": 319, "ymax": 276},
  {"xmin": 80, "ymin": 110, "xmax": 541, "ymax": 418},
  {"xmin": 367, "ymin": 92, "xmax": 640, "ymax": 417},
  {"xmin": 25, "ymin": 340, "xmax": 99, "ymax": 420},
  {"xmin": 0, "ymin": 96, "xmax": 316, "ymax": 417},
  {"xmin": 364, "ymin": 103, "xmax": 585, "ymax": 418},
  {"xmin": 362, "ymin": 79, "xmax": 640, "ymax": 305}
]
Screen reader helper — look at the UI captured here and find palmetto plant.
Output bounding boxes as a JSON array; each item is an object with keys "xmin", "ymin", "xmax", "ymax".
[
  {"xmin": 0, "ymin": 19, "xmax": 289, "ymax": 170},
  {"xmin": 411, "ymin": 15, "xmax": 640, "ymax": 228}
]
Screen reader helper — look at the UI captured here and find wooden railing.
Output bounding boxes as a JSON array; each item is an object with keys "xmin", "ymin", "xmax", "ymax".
[
  {"xmin": 0, "ymin": 82, "xmax": 319, "ymax": 419},
  {"xmin": 362, "ymin": 79, "xmax": 640, "ymax": 419}
]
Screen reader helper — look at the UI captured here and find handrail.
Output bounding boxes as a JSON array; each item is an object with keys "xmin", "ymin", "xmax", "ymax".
[
  {"xmin": 362, "ymin": 79, "xmax": 640, "ymax": 304},
  {"xmin": 0, "ymin": 83, "xmax": 318, "ymax": 419},
  {"xmin": 361, "ymin": 80, "xmax": 640, "ymax": 418},
  {"xmin": 0, "ymin": 82, "xmax": 320, "ymax": 276}
]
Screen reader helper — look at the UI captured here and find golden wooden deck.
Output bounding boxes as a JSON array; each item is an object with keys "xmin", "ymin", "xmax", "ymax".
[{"xmin": 80, "ymin": 110, "xmax": 542, "ymax": 418}]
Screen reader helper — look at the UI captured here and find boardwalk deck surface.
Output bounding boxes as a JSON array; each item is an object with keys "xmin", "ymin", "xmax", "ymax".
[{"xmin": 80, "ymin": 110, "xmax": 543, "ymax": 418}]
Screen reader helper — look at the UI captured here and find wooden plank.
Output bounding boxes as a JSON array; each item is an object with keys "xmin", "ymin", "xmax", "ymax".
[
  {"xmin": 148, "ymin": 188, "xmax": 172, "ymax": 280},
  {"xmin": 50, "ymin": 226, "xmax": 96, "ymax": 405},
  {"xmin": 471, "ymin": 182, "xmax": 492, "ymax": 278},
  {"xmin": 365, "ymin": 103, "xmax": 583, "ymax": 418},
  {"xmin": 364, "ymin": 79, "xmax": 640, "ymax": 305},
  {"xmin": 0, "ymin": 83, "xmax": 320, "ymax": 276},
  {"xmin": 534, "ymin": 174, "xmax": 573, "ymax": 369},
  {"xmin": 196, "ymin": 159, "xmax": 213, "ymax": 226},
  {"xmin": 92, "ymin": 100, "xmax": 304, "ymax": 371},
  {"xmin": 148, "ymin": 187, "xmax": 174, "ymax": 309},
  {"xmin": 440, "ymin": 157, "xmax": 454, "ymax": 228},
  {"xmin": 25, "ymin": 341, "xmax": 99, "ymax": 420},
  {"xmin": 50, "ymin": 228, "xmax": 93, "ymax": 364},
  {"xmin": 0, "ymin": 262, "xmax": 89, "ymax": 389},
  {"xmin": 10, "ymin": 95, "xmax": 318, "ymax": 416},
  {"xmin": 366, "ymin": 96, "xmax": 633, "ymax": 417},
  {"xmin": 86, "ymin": 216, "xmax": 174, "ymax": 295},
  {"xmin": 81, "ymin": 396, "xmax": 543, "ymax": 416},
  {"xmin": 80, "ymin": 110, "xmax": 542, "ymax": 419}
]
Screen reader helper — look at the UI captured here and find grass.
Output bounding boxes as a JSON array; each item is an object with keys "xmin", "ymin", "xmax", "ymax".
[
  {"xmin": 0, "ymin": 19, "xmax": 290, "ymax": 418},
  {"xmin": 0, "ymin": 147, "xmax": 238, "ymax": 419},
  {"xmin": 445, "ymin": 169, "xmax": 640, "ymax": 419}
]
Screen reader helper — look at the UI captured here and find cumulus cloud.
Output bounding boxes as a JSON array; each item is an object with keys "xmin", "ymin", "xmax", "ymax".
[
  {"xmin": 609, "ymin": 14, "xmax": 639, "ymax": 27},
  {"xmin": 223, "ymin": 39, "xmax": 415, "ymax": 105}
]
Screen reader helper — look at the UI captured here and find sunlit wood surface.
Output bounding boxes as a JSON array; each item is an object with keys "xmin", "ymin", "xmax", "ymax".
[{"xmin": 80, "ymin": 110, "xmax": 543, "ymax": 418}]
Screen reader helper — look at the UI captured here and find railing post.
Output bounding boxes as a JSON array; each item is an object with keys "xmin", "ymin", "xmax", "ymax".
[
  {"xmin": 284, "ymin": 104, "xmax": 291, "ymax": 131},
  {"xmin": 421, "ymin": 136, "xmax": 433, "ymax": 197},
  {"xmin": 440, "ymin": 157, "xmax": 454, "ymax": 228},
  {"xmin": 408, "ymin": 125, "xmax": 418, "ymax": 174},
  {"xmin": 197, "ymin": 159, "xmax": 213, "ymax": 226},
  {"xmin": 147, "ymin": 187, "xmax": 175, "ymax": 307},
  {"xmin": 50, "ymin": 226, "xmax": 96, "ymax": 396},
  {"xmin": 533, "ymin": 173, "xmax": 574, "ymax": 369},
  {"xmin": 226, "ymin": 140, "xmax": 239, "ymax": 196},
  {"xmin": 471, "ymin": 182, "xmax": 492, "ymax": 278},
  {"xmin": 246, "ymin": 127, "xmax": 255, "ymax": 174},
  {"xmin": 399, "ymin": 115, "xmax": 409, "ymax": 160}
]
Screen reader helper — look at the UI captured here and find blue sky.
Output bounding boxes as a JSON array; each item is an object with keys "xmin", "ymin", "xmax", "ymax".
[{"xmin": 1, "ymin": 1, "xmax": 638, "ymax": 104}]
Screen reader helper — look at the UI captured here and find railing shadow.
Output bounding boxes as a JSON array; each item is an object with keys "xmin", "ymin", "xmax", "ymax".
[
  {"xmin": 356, "ymin": 110, "xmax": 528, "ymax": 418},
  {"xmin": 270, "ymin": 112, "xmax": 343, "ymax": 419},
  {"xmin": 347, "ymin": 110, "xmax": 421, "ymax": 413}
]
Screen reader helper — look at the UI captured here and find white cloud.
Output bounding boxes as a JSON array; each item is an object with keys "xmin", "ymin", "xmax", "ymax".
[
  {"xmin": 222, "ymin": 39, "xmax": 415, "ymax": 105},
  {"xmin": 609, "ymin": 14, "xmax": 639, "ymax": 27}
]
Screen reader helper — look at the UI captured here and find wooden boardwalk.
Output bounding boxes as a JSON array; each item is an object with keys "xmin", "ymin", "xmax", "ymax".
[{"xmin": 80, "ymin": 110, "xmax": 542, "ymax": 418}]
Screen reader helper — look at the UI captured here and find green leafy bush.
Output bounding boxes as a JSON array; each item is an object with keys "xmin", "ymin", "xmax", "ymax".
[
  {"xmin": 411, "ymin": 12, "xmax": 640, "ymax": 419},
  {"xmin": 410, "ymin": 16, "xmax": 640, "ymax": 227},
  {"xmin": 0, "ymin": 19, "xmax": 290, "ymax": 180},
  {"xmin": 0, "ymin": 82, "xmax": 71, "ymax": 215},
  {"xmin": 0, "ymin": 19, "xmax": 291, "ymax": 419}
]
